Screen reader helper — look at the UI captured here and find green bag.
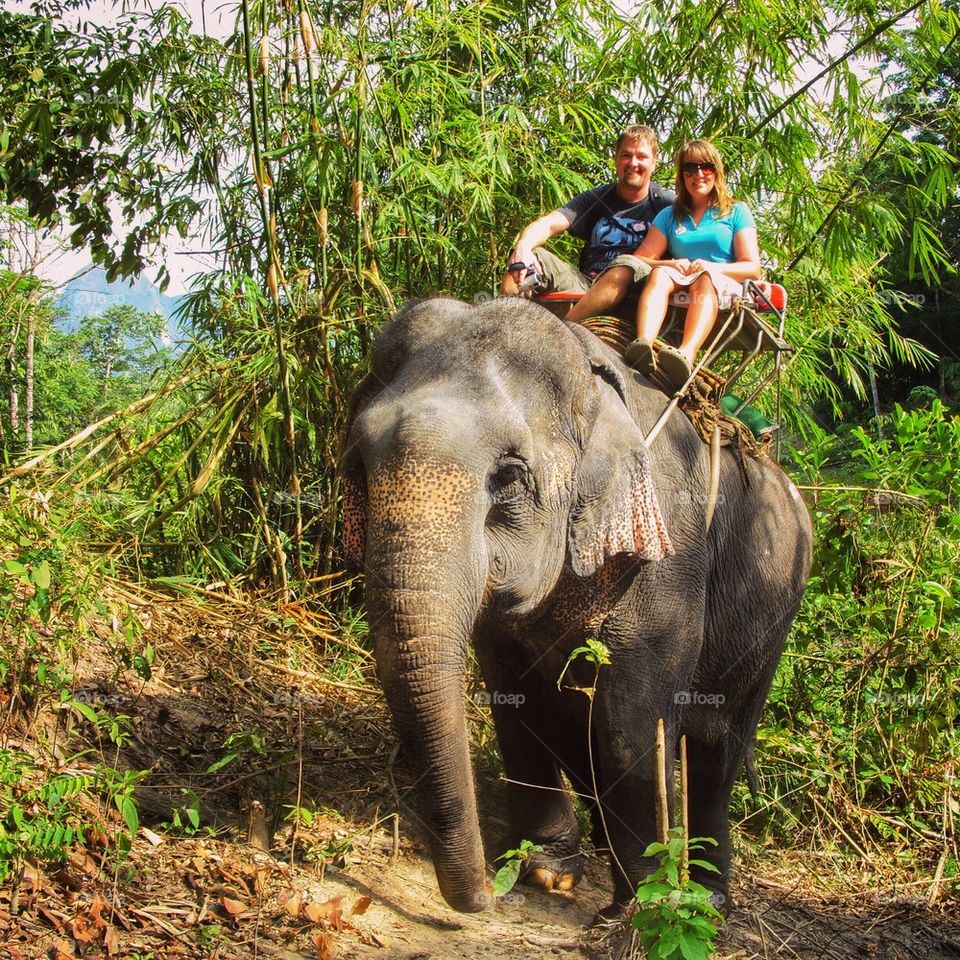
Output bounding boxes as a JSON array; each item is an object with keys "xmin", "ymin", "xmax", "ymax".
[{"xmin": 720, "ymin": 394, "xmax": 774, "ymax": 439}]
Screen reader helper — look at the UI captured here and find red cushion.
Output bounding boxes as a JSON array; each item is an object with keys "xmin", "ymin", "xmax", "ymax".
[
  {"xmin": 754, "ymin": 282, "xmax": 786, "ymax": 312},
  {"xmin": 535, "ymin": 292, "xmax": 584, "ymax": 303}
]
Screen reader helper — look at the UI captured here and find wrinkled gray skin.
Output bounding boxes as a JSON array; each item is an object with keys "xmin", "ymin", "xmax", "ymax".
[{"xmin": 342, "ymin": 297, "xmax": 812, "ymax": 916}]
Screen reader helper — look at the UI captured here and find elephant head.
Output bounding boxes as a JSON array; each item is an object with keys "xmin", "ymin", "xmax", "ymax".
[{"xmin": 342, "ymin": 297, "xmax": 672, "ymax": 912}]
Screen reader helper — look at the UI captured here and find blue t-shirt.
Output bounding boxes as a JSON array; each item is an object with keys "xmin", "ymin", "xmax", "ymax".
[{"xmin": 651, "ymin": 202, "xmax": 755, "ymax": 263}]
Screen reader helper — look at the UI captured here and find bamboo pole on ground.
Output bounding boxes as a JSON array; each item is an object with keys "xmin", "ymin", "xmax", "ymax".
[{"xmin": 654, "ymin": 718, "xmax": 669, "ymax": 844}]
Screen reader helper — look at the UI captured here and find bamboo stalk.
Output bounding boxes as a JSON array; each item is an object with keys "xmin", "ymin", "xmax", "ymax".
[
  {"xmin": 655, "ymin": 718, "xmax": 669, "ymax": 844},
  {"xmin": 0, "ymin": 367, "xmax": 208, "ymax": 484},
  {"xmin": 679, "ymin": 734, "xmax": 689, "ymax": 885}
]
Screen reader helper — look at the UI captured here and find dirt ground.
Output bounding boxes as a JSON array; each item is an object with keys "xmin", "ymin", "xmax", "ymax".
[{"xmin": 2, "ymin": 589, "xmax": 958, "ymax": 959}]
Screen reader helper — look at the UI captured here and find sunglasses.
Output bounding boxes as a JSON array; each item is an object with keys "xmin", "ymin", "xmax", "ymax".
[{"xmin": 681, "ymin": 161, "xmax": 716, "ymax": 176}]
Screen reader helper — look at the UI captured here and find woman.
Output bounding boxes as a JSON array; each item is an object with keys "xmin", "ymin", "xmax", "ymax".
[{"xmin": 568, "ymin": 140, "xmax": 760, "ymax": 388}]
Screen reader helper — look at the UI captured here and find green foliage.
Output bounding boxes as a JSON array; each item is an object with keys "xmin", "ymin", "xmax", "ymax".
[
  {"xmin": 164, "ymin": 789, "xmax": 205, "ymax": 836},
  {"xmin": 631, "ymin": 828, "xmax": 722, "ymax": 960},
  {"xmin": 753, "ymin": 402, "xmax": 960, "ymax": 858},
  {"xmin": 557, "ymin": 637, "xmax": 611, "ymax": 695},
  {"xmin": 207, "ymin": 727, "xmax": 270, "ymax": 773},
  {"xmin": 72, "ymin": 304, "xmax": 171, "ymax": 399},
  {"xmin": 491, "ymin": 839, "xmax": 543, "ymax": 897},
  {"xmin": 0, "ymin": 8, "xmax": 208, "ymax": 279},
  {"xmin": 0, "ymin": 749, "xmax": 95, "ymax": 883}
]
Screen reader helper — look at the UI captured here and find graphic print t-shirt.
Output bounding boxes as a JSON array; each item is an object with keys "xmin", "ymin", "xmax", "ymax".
[{"xmin": 560, "ymin": 183, "xmax": 675, "ymax": 277}]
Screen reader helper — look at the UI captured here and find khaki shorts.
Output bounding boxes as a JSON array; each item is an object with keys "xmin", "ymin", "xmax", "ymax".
[
  {"xmin": 533, "ymin": 248, "xmax": 652, "ymax": 292},
  {"xmin": 531, "ymin": 248, "xmax": 592, "ymax": 293},
  {"xmin": 599, "ymin": 254, "xmax": 653, "ymax": 284}
]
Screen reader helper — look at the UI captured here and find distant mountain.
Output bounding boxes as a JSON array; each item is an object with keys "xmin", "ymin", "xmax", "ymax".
[{"xmin": 56, "ymin": 267, "xmax": 184, "ymax": 339}]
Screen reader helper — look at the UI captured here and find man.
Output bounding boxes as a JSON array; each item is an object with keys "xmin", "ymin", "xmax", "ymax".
[{"xmin": 500, "ymin": 124, "xmax": 675, "ymax": 303}]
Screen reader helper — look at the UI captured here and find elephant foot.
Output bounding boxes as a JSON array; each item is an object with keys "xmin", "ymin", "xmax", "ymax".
[
  {"xmin": 690, "ymin": 868, "xmax": 731, "ymax": 917},
  {"xmin": 520, "ymin": 849, "xmax": 583, "ymax": 893}
]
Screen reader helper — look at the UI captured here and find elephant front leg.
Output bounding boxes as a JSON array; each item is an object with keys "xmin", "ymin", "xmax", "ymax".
[
  {"xmin": 477, "ymin": 660, "xmax": 585, "ymax": 892},
  {"xmin": 593, "ymin": 753, "xmax": 672, "ymax": 912},
  {"xmin": 493, "ymin": 697, "xmax": 586, "ymax": 891}
]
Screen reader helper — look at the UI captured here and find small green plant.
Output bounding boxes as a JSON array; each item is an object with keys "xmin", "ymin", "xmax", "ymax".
[
  {"xmin": 491, "ymin": 839, "xmax": 543, "ymax": 896},
  {"xmin": 207, "ymin": 728, "xmax": 269, "ymax": 773},
  {"xmin": 557, "ymin": 637, "xmax": 611, "ymax": 695},
  {"xmin": 0, "ymin": 749, "xmax": 96, "ymax": 885},
  {"xmin": 196, "ymin": 923, "xmax": 224, "ymax": 951},
  {"xmin": 630, "ymin": 827, "xmax": 723, "ymax": 960},
  {"xmin": 164, "ymin": 789, "xmax": 205, "ymax": 836},
  {"xmin": 97, "ymin": 765, "xmax": 146, "ymax": 855}
]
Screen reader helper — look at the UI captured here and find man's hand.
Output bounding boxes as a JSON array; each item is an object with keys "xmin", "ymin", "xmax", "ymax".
[{"xmin": 506, "ymin": 253, "xmax": 543, "ymax": 298}]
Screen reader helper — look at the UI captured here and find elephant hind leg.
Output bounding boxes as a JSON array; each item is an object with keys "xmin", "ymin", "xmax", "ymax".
[{"xmin": 683, "ymin": 734, "xmax": 743, "ymax": 912}]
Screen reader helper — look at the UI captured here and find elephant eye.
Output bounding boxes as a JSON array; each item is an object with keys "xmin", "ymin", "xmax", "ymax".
[{"xmin": 488, "ymin": 456, "xmax": 530, "ymax": 505}]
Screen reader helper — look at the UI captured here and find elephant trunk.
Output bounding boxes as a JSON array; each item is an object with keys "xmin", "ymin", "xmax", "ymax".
[{"xmin": 365, "ymin": 459, "xmax": 490, "ymax": 912}]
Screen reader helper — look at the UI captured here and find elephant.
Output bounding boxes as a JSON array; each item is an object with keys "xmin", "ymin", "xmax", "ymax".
[{"xmin": 341, "ymin": 296, "xmax": 811, "ymax": 917}]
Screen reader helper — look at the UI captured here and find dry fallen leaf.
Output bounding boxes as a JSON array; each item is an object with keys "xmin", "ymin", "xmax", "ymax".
[
  {"xmin": 254, "ymin": 865, "xmax": 271, "ymax": 894},
  {"xmin": 104, "ymin": 924, "xmax": 121, "ymax": 956},
  {"xmin": 49, "ymin": 937, "xmax": 76, "ymax": 959},
  {"xmin": 89, "ymin": 895, "xmax": 110, "ymax": 926},
  {"xmin": 221, "ymin": 895, "xmax": 250, "ymax": 917},
  {"xmin": 313, "ymin": 930, "xmax": 336, "ymax": 960},
  {"xmin": 279, "ymin": 889, "xmax": 303, "ymax": 918},
  {"xmin": 350, "ymin": 896, "xmax": 372, "ymax": 917},
  {"xmin": 69, "ymin": 913, "xmax": 98, "ymax": 943},
  {"xmin": 39, "ymin": 906, "xmax": 67, "ymax": 933},
  {"xmin": 304, "ymin": 895, "xmax": 343, "ymax": 929}
]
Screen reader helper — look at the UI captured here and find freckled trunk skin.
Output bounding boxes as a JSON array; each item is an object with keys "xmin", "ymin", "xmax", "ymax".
[{"xmin": 365, "ymin": 458, "xmax": 490, "ymax": 913}]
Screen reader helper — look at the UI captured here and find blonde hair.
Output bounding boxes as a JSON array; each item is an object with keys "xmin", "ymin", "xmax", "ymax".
[{"xmin": 673, "ymin": 140, "xmax": 734, "ymax": 218}]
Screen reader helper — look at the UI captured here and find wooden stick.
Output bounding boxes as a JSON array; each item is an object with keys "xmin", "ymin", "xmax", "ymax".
[
  {"xmin": 655, "ymin": 719, "xmax": 669, "ymax": 844},
  {"xmin": 679, "ymin": 734, "xmax": 689, "ymax": 884}
]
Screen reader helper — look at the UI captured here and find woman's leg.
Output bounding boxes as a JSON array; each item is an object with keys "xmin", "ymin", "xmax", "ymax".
[
  {"xmin": 566, "ymin": 266, "xmax": 634, "ymax": 324},
  {"xmin": 677, "ymin": 273, "xmax": 719, "ymax": 363},
  {"xmin": 635, "ymin": 267, "xmax": 676, "ymax": 341}
]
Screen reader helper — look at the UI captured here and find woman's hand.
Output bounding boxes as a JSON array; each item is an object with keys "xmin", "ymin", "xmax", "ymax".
[{"xmin": 672, "ymin": 258, "xmax": 691, "ymax": 273}]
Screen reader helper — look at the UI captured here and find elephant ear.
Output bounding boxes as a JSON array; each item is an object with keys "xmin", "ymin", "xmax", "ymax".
[
  {"xmin": 342, "ymin": 457, "xmax": 368, "ymax": 572},
  {"xmin": 341, "ymin": 371, "xmax": 382, "ymax": 572},
  {"xmin": 567, "ymin": 382, "xmax": 674, "ymax": 577}
]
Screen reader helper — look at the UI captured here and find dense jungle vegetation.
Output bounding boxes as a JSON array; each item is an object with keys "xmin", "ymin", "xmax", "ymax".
[{"xmin": 0, "ymin": 0, "xmax": 958, "ymax": 951}]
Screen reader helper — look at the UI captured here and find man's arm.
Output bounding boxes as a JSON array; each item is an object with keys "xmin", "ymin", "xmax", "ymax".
[{"xmin": 500, "ymin": 209, "xmax": 572, "ymax": 296}]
